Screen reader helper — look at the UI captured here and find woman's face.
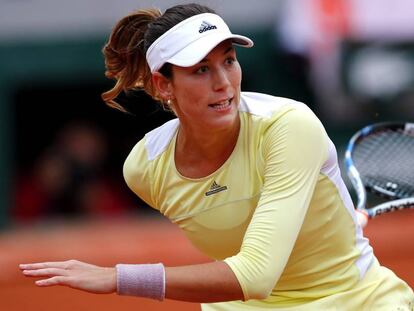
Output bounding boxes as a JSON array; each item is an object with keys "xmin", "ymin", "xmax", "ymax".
[{"xmin": 169, "ymin": 40, "xmax": 242, "ymax": 133}]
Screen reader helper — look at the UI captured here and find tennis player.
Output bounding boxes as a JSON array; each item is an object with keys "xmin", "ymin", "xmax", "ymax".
[{"xmin": 20, "ymin": 3, "xmax": 414, "ymax": 310}]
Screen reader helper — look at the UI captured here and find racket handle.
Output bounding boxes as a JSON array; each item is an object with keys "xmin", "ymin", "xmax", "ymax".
[{"xmin": 355, "ymin": 209, "xmax": 369, "ymax": 228}]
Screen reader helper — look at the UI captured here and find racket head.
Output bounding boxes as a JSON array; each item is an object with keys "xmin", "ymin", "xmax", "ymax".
[
  {"xmin": 344, "ymin": 122, "xmax": 414, "ymax": 218},
  {"xmin": 369, "ymin": 197, "xmax": 414, "ymax": 218}
]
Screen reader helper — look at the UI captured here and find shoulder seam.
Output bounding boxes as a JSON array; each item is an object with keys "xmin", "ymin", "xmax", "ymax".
[{"xmin": 145, "ymin": 119, "xmax": 179, "ymax": 161}]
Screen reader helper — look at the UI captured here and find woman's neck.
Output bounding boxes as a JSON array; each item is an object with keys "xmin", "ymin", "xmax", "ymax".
[{"xmin": 174, "ymin": 118, "xmax": 240, "ymax": 178}]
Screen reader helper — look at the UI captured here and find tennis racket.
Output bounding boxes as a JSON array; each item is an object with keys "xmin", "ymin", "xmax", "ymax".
[{"xmin": 344, "ymin": 122, "xmax": 414, "ymax": 227}]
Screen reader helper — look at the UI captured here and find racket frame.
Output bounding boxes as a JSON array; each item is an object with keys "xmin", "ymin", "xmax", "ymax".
[{"xmin": 344, "ymin": 122, "xmax": 414, "ymax": 218}]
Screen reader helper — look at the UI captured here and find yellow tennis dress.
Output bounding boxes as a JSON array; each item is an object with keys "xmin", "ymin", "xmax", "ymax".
[{"xmin": 123, "ymin": 92, "xmax": 414, "ymax": 310}]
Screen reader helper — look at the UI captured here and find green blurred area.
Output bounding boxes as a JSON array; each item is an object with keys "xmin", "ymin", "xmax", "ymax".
[{"xmin": 0, "ymin": 37, "xmax": 107, "ymax": 229}]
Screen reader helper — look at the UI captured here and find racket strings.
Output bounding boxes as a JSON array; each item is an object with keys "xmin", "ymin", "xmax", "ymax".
[{"xmin": 353, "ymin": 129, "xmax": 414, "ymax": 198}]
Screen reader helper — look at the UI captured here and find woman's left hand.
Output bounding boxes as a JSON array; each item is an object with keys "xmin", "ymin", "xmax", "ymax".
[{"xmin": 20, "ymin": 259, "xmax": 116, "ymax": 294}]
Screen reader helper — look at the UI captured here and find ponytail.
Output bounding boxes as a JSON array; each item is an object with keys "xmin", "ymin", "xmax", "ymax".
[{"xmin": 101, "ymin": 8, "xmax": 161, "ymax": 111}]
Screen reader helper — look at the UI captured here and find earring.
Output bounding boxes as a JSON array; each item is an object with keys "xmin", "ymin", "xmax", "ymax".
[{"xmin": 167, "ymin": 99, "xmax": 171, "ymax": 105}]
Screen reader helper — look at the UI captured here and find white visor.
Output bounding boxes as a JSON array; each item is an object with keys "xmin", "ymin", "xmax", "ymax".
[{"xmin": 146, "ymin": 13, "xmax": 254, "ymax": 73}]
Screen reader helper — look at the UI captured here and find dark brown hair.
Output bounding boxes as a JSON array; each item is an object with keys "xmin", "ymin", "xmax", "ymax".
[{"xmin": 101, "ymin": 3, "xmax": 216, "ymax": 111}]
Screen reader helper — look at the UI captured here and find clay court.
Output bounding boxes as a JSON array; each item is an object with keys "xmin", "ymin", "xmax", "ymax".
[{"xmin": 1, "ymin": 209, "xmax": 413, "ymax": 311}]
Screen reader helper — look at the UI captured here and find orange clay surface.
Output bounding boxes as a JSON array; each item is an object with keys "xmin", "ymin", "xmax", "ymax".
[{"xmin": 1, "ymin": 209, "xmax": 413, "ymax": 311}]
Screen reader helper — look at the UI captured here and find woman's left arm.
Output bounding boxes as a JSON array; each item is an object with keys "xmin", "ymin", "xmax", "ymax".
[{"xmin": 223, "ymin": 106, "xmax": 329, "ymax": 300}]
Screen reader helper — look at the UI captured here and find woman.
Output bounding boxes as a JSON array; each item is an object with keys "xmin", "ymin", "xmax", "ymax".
[{"xmin": 20, "ymin": 3, "xmax": 414, "ymax": 310}]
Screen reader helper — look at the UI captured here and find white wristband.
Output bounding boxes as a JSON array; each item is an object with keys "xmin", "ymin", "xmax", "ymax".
[{"xmin": 116, "ymin": 263, "xmax": 165, "ymax": 301}]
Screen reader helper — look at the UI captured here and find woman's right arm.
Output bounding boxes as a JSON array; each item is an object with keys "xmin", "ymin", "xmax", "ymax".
[{"xmin": 20, "ymin": 259, "xmax": 244, "ymax": 302}]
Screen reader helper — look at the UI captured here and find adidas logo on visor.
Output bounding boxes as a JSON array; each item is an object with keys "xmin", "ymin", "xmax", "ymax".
[{"xmin": 199, "ymin": 21, "xmax": 217, "ymax": 33}]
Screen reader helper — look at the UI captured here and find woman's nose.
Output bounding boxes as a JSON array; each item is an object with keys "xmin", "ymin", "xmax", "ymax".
[{"xmin": 212, "ymin": 67, "xmax": 231, "ymax": 91}]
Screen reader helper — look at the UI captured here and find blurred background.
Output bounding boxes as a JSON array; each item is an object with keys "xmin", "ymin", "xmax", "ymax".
[{"xmin": 0, "ymin": 0, "xmax": 413, "ymax": 310}]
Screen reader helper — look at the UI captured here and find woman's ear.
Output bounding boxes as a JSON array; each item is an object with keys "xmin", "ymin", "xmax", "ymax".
[{"xmin": 152, "ymin": 72, "xmax": 173, "ymax": 100}]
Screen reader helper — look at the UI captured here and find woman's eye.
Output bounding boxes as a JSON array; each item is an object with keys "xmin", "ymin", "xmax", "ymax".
[
  {"xmin": 196, "ymin": 66, "xmax": 209, "ymax": 74},
  {"xmin": 225, "ymin": 57, "xmax": 236, "ymax": 65}
]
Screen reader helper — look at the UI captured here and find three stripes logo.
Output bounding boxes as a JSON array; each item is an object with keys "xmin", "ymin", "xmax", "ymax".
[
  {"xmin": 199, "ymin": 21, "xmax": 217, "ymax": 33},
  {"xmin": 205, "ymin": 181, "xmax": 228, "ymax": 196}
]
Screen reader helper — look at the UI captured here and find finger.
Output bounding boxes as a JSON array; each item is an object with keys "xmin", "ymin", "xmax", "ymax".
[
  {"xmin": 35, "ymin": 276, "xmax": 67, "ymax": 287},
  {"xmin": 20, "ymin": 261, "xmax": 72, "ymax": 270},
  {"xmin": 22, "ymin": 268, "xmax": 68, "ymax": 278}
]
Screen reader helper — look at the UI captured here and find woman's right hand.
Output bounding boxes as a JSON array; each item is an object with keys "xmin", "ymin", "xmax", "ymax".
[{"xmin": 20, "ymin": 259, "xmax": 116, "ymax": 294}]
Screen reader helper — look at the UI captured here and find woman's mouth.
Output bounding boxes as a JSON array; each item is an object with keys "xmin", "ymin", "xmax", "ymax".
[{"xmin": 208, "ymin": 98, "xmax": 233, "ymax": 111}]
